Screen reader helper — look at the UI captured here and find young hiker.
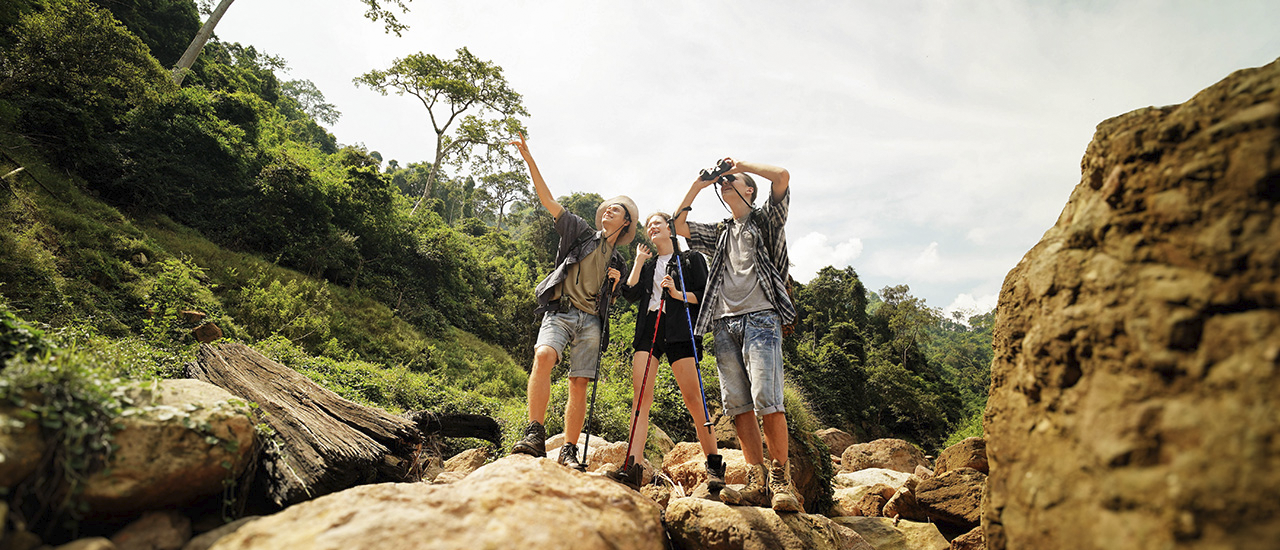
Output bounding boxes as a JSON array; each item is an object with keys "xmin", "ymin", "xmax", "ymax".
[
  {"xmin": 607, "ymin": 212, "xmax": 730, "ymax": 496},
  {"xmin": 672, "ymin": 157, "xmax": 801, "ymax": 512},
  {"xmin": 508, "ymin": 133, "xmax": 637, "ymax": 471}
]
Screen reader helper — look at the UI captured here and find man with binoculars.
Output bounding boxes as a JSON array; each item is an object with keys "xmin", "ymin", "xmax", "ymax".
[{"xmin": 672, "ymin": 157, "xmax": 801, "ymax": 513}]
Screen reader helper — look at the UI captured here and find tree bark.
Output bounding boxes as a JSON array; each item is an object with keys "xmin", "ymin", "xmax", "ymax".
[{"xmin": 171, "ymin": 0, "xmax": 236, "ymax": 86}]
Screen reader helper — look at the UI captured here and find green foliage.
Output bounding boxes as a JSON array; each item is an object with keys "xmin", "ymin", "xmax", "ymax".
[
  {"xmin": 230, "ymin": 268, "xmax": 334, "ymax": 347},
  {"xmin": 925, "ymin": 309, "xmax": 994, "ymax": 415},
  {"xmin": 139, "ymin": 256, "xmax": 222, "ymax": 345},
  {"xmin": 0, "ymin": 346, "xmax": 129, "ymax": 538},
  {"xmin": 943, "ymin": 408, "xmax": 984, "ymax": 449},
  {"xmin": 88, "ymin": 0, "xmax": 202, "ymax": 67},
  {"xmin": 0, "ymin": 0, "xmax": 173, "ymax": 169},
  {"xmin": 0, "ymin": 302, "xmax": 53, "ymax": 368}
]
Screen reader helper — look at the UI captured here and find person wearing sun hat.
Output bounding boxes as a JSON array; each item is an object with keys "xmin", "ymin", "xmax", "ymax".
[{"xmin": 507, "ymin": 133, "xmax": 637, "ymax": 471}]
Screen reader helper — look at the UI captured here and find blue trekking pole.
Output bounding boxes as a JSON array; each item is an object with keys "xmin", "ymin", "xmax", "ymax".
[{"xmin": 669, "ymin": 219, "xmax": 713, "ymax": 433}]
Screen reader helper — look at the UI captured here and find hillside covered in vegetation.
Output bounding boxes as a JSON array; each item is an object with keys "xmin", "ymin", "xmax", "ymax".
[{"xmin": 0, "ymin": 0, "xmax": 991, "ymax": 478}]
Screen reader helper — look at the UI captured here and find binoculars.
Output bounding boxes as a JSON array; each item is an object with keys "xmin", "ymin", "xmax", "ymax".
[{"xmin": 699, "ymin": 158, "xmax": 734, "ymax": 181}]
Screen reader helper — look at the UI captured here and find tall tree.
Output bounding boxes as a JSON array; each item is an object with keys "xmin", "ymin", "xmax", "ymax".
[
  {"xmin": 479, "ymin": 170, "xmax": 531, "ymax": 230},
  {"xmin": 171, "ymin": 0, "xmax": 413, "ymax": 85},
  {"xmin": 878, "ymin": 284, "xmax": 942, "ymax": 366},
  {"xmin": 354, "ymin": 47, "xmax": 529, "ymax": 215}
]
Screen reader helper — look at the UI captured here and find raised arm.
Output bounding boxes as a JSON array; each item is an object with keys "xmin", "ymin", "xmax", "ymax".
[
  {"xmin": 673, "ymin": 176, "xmax": 715, "ymax": 238},
  {"xmin": 728, "ymin": 159, "xmax": 789, "ymax": 203},
  {"xmin": 510, "ymin": 133, "xmax": 563, "ymax": 219}
]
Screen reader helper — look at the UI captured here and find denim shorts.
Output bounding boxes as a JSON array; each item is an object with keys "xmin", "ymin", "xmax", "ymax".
[
  {"xmin": 712, "ymin": 309, "xmax": 785, "ymax": 417},
  {"xmin": 535, "ymin": 308, "xmax": 603, "ymax": 379}
]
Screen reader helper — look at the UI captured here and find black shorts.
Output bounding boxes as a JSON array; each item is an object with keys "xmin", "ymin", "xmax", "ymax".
[{"xmin": 633, "ymin": 308, "xmax": 702, "ymax": 363}]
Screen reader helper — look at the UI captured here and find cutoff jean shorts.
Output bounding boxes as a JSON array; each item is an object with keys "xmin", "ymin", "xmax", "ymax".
[
  {"xmin": 535, "ymin": 308, "xmax": 603, "ymax": 379},
  {"xmin": 712, "ymin": 309, "xmax": 786, "ymax": 417}
]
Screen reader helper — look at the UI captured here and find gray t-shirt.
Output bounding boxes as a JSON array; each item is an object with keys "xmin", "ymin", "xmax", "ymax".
[{"xmin": 714, "ymin": 216, "xmax": 773, "ymax": 319}]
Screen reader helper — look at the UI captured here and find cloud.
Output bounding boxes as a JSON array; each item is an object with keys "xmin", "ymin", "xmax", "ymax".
[
  {"xmin": 791, "ymin": 232, "xmax": 864, "ymax": 283},
  {"xmin": 944, "ymin": 293, "xmax": 999, "ymax": 319}
]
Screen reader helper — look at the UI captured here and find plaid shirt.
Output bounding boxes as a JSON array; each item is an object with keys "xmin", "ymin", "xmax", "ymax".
[{"xmin": 686, "ymin": 187, "xmax": 794, "ymax": 336}]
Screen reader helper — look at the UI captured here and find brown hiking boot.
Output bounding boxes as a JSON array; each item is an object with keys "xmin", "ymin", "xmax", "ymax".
[
  {"xmin": 510, "ymin": 421, "xmax": 546, "ymax": 457},
  {"xmin": 720, "ymin": 462, "xmax": 768, "ymax": 507},
  {"xmin": 604, "ymin": 460, "xmax": 643, "ymax": 489},
  {"xmin": 769, "ymin": 458, "xmax": 803, "ymax": 513},
  {"xmin": 557, "ymin": 442, "xmax": 586, "ymax": 472}
]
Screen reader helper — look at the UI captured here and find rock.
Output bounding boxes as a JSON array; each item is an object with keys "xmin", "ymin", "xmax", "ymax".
[
  {"xmin": 180, "ymin": 517, "xmax": 258, "ymax": 550},
  {"xmin": 934, "ymin": 437, "xmax": 986, "ymax": 475},
  {"xmin": 639, "ymin": 483, "xmax": 671, "ymax": 509},
  {"xmin": 5, "ymin": 528, "xmax": 44, "ymax": 550},
  {"xmin": 0, "ymin": 402, "xmax": 46, "ymax": 489},
  {"xmin": 916, "ymin": 468, "xmax": 984, "ymax": 530},
  {"xmin": 130, "ymin": 252, "xmax": 148, "ymax": 266},
  {"xmin": 442, "ymin": 447, "xmax": 489, "ymax": 477},
  {"xmin": 110, "ymin": 511, "xmax": 191, "ymax": 550},
  {"xmin": 192, "ymin": 323, "xmax": 222, "ymax": 344},
  {"xmin": 55, "ymin": 538, "xmax": 117, "ymax": 550},
  {"xmin": 664, "ymin": 442, "xmax": 747, "ymax": 492},
  {"xmin": 664, "ymin": 497, "xmax": 872, "ymax": 550},
  {"xmin": 649, "ymin": 425, "xmax": 676, "ymax": 458},
  {"xmin": 206, "ymin": 455, "xmax": 664, "ymax": 549},
  {"xmin": 817, "ymin": 428, "xmax": 858, "ymax": 456},
  {"xmin": 841, "ymin": 439, "xmax": 930, "ymax": 474},
  {"xmin": 832, "ymin": 516, "xmax": 950, "ymax": 550},
  {"xmin": 948, "ymin": 526, "xmax": 983, "ymax": 550},
  {"xmin": 712, "ymin": 412, "xmax": 739, "ymax": 449},
  {"xmin": 82, "ymin": 380, "xmax": 255, "ymax": 518},
  {"xmin": 855, "ymin": 491, "xmax": 888, "ymax": 517},
  {"xmin": 984, "ymin": 59, "xmax": 1280, "ymax": 549},
  {"xmin": 831, "ymin": 487, "xmax": 873, "ymax": 517},
  {"xmin": 179, "ymin": 311, "xmax": 207, "ymax": 325},
  {"xmin": 883, "ymin": 476, "xmax": 929, "ymax": 522},
  {"xmin": 834, "ymin": 468, "xmax": 913, "ymax": 490}
]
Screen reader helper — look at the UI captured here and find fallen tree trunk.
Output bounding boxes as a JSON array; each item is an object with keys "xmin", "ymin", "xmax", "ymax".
[{"xmin": 185, "ymin": 342, "xmax": 498, "ymax": 508}]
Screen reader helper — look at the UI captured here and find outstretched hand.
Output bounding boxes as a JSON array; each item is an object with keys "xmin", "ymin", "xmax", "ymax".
[
  {"xmin": 509, "ymin": 132, "xmax": 530, "ymax": 157},
  {"xmin": 636, "ymin": 244, "xmax": 653, "ymax": 263}
]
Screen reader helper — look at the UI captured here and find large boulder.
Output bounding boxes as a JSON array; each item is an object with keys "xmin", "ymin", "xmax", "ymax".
[
  {"xmin": 664, "ymin": 497, "xmax": 872, "ymax": 550},
  {"xmin": 207, "ymin": 455, "xmax": 665, "ymax": 550},
  {"xmin": 984, "ymin": 58, "xmax": 1280, "ymax": 549},
  {"xmin": 915, "ymin": 468, "xmax": 985, "ymax": 530},
  {"xmin": 82, "ymin": 380, "xmax": 255, "ymax": 518},
  {"xmin": 0, "ymin": 402, "xmax": 45, "ymax": 489},
  {"xmin": 934, "ymin": 437, "xmax": 987, "ymax": 475},
  {"xmin": 816, "ymin": 428, "xmax": 858, "ymax": 457},
  {"xmin": 840, "ymin": 439, "xmax": 929, "ymax": 474},
  {"xmin": 831, "ymin": 517, "xmax": 950, "ymax": 550}
]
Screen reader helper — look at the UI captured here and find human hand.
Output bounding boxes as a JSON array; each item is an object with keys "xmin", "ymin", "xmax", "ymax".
[
  {"xmin": 509, "ymin": 132, "xmax": 530, "ymax": 156},
  {"xmin": 608, "ymin": 267, "xmax": 622, "ymax": 290},
  {"xmin": 636, "ymin": 244, "xmax": 653, "ymax": 263},
  {"xmin": 661, "ymin": 275, "xmax": 678, "ymax": 298}
]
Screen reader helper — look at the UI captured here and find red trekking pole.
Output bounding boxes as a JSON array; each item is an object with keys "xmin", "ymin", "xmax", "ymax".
[{"xmin": 622, "ymin": 303, "xmax": 664, "ymax": 472}]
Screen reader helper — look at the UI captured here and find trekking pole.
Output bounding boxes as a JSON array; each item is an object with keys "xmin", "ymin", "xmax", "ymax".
[
  {"xmin": 670, "ymin": 223, "xmax": 714, "ymax": 432},
  {"xmin": 581, "ymin": 269, "xmax": 617, "ymax": 470},
  {"xmin": 623, "ymin": 303, "xmax": 664, "ymax": 469}
]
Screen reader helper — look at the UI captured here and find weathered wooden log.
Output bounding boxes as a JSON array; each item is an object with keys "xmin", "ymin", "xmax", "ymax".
[
  {"xmin": 405, "ymin": 411, "xmax": 502, "ymax": 447},
  {"xmin": 185, "ymin": 342, "xmax": 422, "ymax": 507}
]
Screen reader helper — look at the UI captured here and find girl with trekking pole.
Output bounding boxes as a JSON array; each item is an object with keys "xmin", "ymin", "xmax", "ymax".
[{"xmin": 606, "ymin": 212, "xmax": 733, "ymax": 499}]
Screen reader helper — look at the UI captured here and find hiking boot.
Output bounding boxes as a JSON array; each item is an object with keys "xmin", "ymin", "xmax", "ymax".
[
  {"xmin": 769, "ymin": 458, "xmax": 803, "ymax": 513},
  {"xmin": 605, "ymin": 460, "xmax": 643, "ymax": 489},
  {"xmin": 720, "ymin": 462, "xmax": 768, "ymax": 507},
  {"xmin": 510, "ymin": 421, "xmax": 546, "ymax": 457},
  {"xmin": 705, "ymin": 454, "xmax": 727, "ymax": 493},
  {"xmin": 557, "ymin": 442, "xmax": 586, "ymax": 471}
]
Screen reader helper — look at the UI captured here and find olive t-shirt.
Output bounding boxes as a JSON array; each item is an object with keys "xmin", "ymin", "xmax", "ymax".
[{"xmin": 556, "ymin": 237, "xmax": 616, "ymax": 315}]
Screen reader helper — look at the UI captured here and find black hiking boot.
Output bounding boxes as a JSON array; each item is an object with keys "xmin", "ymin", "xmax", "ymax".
[
  {"xmin": 510, "ymin": 421, "xmax": 546, "ymax": 457},
  {"xmin": 557, "ymin": 442, "xmax": 586, "ymax": 471},
  {"xmin": 605, "ymin": 460, "xmax": 643, "ymax": 489},
  {"xmin": 705, "ymin": 454, "xmax": 727, "ymax": 493}
]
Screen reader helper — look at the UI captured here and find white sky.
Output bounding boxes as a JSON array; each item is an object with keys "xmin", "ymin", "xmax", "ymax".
[{"xmin": 213, "ymin": 0, "xmax": 1280, "ymax": 316}]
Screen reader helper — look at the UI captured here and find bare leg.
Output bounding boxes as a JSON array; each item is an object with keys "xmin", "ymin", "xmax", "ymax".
[
  {"xmin": 626, "ymin": 351, "xmax": 660, "ymax": 463},
  {"xmin": 761, "ymin": 411, "xmax": 789, "ymax": 465},
  {"xmin": 527, "ymin": 345, "xmax": 559, "ymax": 424},
  {"xmin": 734, "ymin": 410, "xmax": 765, "ymax": 465},
  {"xmin": 671, "ymin": 357, "xmax": 718, "ymax": 457},
  {"xmin": 564, "ymin": 376, "xmax": 591, "ymax": 445}
]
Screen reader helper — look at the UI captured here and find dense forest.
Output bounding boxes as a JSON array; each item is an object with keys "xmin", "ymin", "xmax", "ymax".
[{"xmin": 0, "ymin": 0, "xmax": 991, "ymax": 489}]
